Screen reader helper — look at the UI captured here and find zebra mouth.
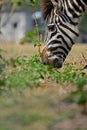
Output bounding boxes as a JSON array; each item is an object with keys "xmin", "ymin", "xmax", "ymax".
[
  {"xmin": 41, "ymin": 47, "xmax": 63, "ymax": 68},
  {"xmin": 53, "ymin": 58, "xmax": 62, "ymax": 68},
  {"xmin": 47, "ymin": 57, "xmax": 63, "ymax": 68},
  {"xmin": 41, "ymin": 54, "xmax": 63, "ymax": 68}
]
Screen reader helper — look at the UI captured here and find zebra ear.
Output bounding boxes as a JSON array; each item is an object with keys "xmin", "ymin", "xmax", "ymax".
[{"xmin": 41, "ymin": 0, "xmax": 54, "ymax": 21}]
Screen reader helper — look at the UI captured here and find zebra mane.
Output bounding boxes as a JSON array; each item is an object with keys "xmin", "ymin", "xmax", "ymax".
[{"xmin": 41, "ymin": 0, "xmax": 54, "ymax": 21}]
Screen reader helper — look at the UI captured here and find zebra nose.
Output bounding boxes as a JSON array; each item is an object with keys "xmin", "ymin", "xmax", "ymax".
[{"xmin": 53, "ymin": 58, "xmax": 62, "ymax": 68}]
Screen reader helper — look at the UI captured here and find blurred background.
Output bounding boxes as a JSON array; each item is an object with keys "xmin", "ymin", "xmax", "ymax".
[{"xmin": 0, "ymin": 0, "xmax": 87, "ymax": 44}]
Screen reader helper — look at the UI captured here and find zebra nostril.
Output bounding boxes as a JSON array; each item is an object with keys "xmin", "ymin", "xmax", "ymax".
[{"xmin": 53, "ymin": 58, "xmax": 62, "ymax": 68}]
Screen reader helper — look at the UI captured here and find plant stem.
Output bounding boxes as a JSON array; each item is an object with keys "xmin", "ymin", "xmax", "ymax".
[
  {"xmin": 33, "ymin": 14, "xmax": 41, "ymax": 55},
  {"xmin": 81, "ymin": 53, "xmax": 87, "ymax": 63}
]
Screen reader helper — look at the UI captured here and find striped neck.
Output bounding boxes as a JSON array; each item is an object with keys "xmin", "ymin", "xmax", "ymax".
[{"xmin": 63, "ymin": 0, "xmax": 87, "ymax": 25}]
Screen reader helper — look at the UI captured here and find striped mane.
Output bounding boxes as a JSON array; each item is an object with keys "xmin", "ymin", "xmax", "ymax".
[{"xmin": 41, "ymin": 0, "xmax": 54, "ymax": 20}]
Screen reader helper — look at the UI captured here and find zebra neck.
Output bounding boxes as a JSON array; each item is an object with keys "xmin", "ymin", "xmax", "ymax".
[
  {"xmin": 64, "ymin": 0, "xmax": 87, "ymax": 24},
  {"xmin": 76, "ymin": 0, "xmax": 87, "ymax": 11},
  {"xmin": 83, "ymin": 0, "xmax": 87, "ymax": 5}
]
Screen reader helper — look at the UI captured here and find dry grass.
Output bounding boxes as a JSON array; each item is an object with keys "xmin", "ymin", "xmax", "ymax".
[
  {"xmin": 0, "ymin": 42, "xmax": 87, "ymax": 67},
  {"xmin": 68, "ymin": 44, "xmax": 87, "ymax": 58},
  {"xmin": 0, "ymin": 43, "xmax": 37, "ymax": 59},
  {"xmin": 0, "ymin": 42, "xmax": 87, "ymax": 58},
  {"xmin": 66, "ymin": 44, "xmax": 87, "ymax": 68}
]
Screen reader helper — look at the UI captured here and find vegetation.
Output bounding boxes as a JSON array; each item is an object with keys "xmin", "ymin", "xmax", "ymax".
[
  {"xmin": 0, "ymin": 0, "xmax": 40, "ymax": 7},
  {"xmin": 0, "ymin": 44, "xmax": 87, "ymax": 130},
  {"xmin": 0, "ymin": 46, "xmax": 87, "ymax": 114}
]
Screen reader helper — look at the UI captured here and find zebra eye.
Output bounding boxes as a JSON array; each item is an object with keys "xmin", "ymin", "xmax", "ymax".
[{"xmin": 47, "ymin": 24, "xmax": 55, "ymax": 31}]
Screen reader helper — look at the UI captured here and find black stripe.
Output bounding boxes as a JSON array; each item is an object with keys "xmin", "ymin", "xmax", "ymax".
[
  {"xmin": 55, "ymin": 0, "xmax": 58, "ymax": 2},
  {"xmin": 58, "ymin": 26, "xmax": 75, "ymax": 45},
  {"xmin": 83, "ymin": 0, "xmax": 87, "ymax": 5},
  {"xmin": 48, "ymin": 45, "xmax": 69, "ymax": 55},
  {"xmin": 48, "ymin": 46, "xmax": 59, "ymax": 51},
  {"xmin": 70, "ymin": 0, "xmax": 82, "ymax": 13},
  {"xmin": 58, "ymin": 14, "xmax": 66, "ymax": 22},
  {"xmin": 49, "ymin": 35, "xmax": 72, "ymax": 51},
  {"xmin": 57, "ymin": 35, "xmax": 71, "ymax": 50},
  {"xmin": 48, "ymin": 40, "xmax": 61, "ymax": 45},
  {"xmin": 50, "ymin": 29, "xmax": 58, "ymax": 38},
  {"xmin": 66, "ymin": 0, "xmax": 80, "ymax": 18},
  {"xmin": 53, "ymin": 51, "xmax": 66, "ymax": 59},
  {"xmin": 63, "ymin": 9, "xmax": 78, "ymax": 25},
  {"xmin": 58, "ymin": 46, "xmax": 68, "ymax": 54},
  {"xmin": 59, "ymin": 21, "xmax": 79, "ymax": 36},
  {"xmin": 77, "ymin": 0, "xmax": 85, "ymax": 11},
  {"xmin": 60, "ymin": 13, "xmax": 70, "ymax": 22}
]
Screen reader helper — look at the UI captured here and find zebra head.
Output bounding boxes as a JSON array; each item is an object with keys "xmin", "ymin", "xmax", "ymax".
[{"xmin": 41, "ymin": 0, "xmax": 79, "ymax": 68}]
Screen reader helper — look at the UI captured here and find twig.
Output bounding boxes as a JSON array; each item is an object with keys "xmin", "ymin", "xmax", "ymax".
[
  {"xmin": 81, "ymin": 53, "xmax": 87, "ymax": 63},
  {"xmin": 33, "ymin": 14, "xmax": 41, "ymax": 55}
]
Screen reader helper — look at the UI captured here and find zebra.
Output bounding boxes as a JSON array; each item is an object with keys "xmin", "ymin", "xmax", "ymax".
[{"xmin": 41, "ymin": 0, "xmax": 87, "ymax": 68}]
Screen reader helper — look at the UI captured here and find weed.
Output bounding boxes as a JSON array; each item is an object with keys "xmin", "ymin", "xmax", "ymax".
[{"xmin": 0, "ymin": 52, "xmax": 87, "ymax": 89}]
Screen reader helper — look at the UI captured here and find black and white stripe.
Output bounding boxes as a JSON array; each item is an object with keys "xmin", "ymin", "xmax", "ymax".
[{"xmin": 41, "ymin": 0, "xmax": 87, "ymax": 68}]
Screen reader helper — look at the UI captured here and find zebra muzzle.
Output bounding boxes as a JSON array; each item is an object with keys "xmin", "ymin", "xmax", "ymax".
[
  {"xmin": 41, "ymin": 46, "xmax": 49, "ymax": 65},
  {"xmin": 41, "ymin": 47, "xmax": 63, "ymax": 68},
  {"xmin": 53, "ymin": 58, "xmax": 62, "ymax": 68}
]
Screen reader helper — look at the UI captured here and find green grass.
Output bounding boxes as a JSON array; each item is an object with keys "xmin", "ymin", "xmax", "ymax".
[
  {"xmin": 0, "ymin": 43, "xmax": 87, "ymax": 130},
  {"xmin": 0, "ymin": 52, "xmax": 87, "ymax": 89}
]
